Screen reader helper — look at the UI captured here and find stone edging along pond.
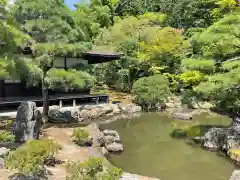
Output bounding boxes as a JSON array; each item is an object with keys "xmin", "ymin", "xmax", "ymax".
[{"xmin": 86, "ymin": 122, "xmax": 160, "ymax": 180}]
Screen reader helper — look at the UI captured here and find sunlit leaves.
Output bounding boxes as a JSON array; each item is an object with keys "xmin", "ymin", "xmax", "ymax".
[
  {"xmin": 132, "ymin": 74, "xmax": 170, "ymax": 108},
  {"xmin": 139, "ymin": 27, "xmax": 191, "ymax": 73},
  {"xmin": 191, "ymin": 13, "xmax": 240, "ymax": 60},
  {"xmin": 181, "ymin": 58, "xmax": 215, "ymax": 74},
  {"xmin": 177, "ymin": 70, "xmax": 205, "ymax": 88},
  {"xmin": 47, "ymin": 69, "xmax": 95, "ymax": 90},
  {"xmin": 32, "ymin": 42, "xmax": 92, "ymax": 57}
]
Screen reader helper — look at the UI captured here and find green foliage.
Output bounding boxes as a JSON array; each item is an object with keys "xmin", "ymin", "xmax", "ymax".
[
  {"xmin": 0, "ymin": 0, "xmax": 29, "ymax": 55},
  {"xmin": 132, "ymin": 74, "xmax": 170, "ymax": 109},
  {"xmin": 0, "ymin": 131, "xmax": 15, "ymax": 142},
  {"xmin": 222, "ymin": 58, "xmax": 240, "ymax": 71},
  {"xmin": 66, "ymin": 157, "xmax": 123, "ymax": 180},
  {"xmin": 139, "ymin": 27, "xmax": 191, "ymax": 74},
  {"xmin": 191, "ymin": 13, "xmax": 240, "ymax": 60},
  {"xmin": 5, "ymin": 139, "xmax": 61, "ymax": 177},
  {"xmin": 71, "ymin": 128, "xmax": 90, "ymax": 146},
  {"xmin": 211, "ymin": 0, "xmax": 239, "ymax": 20},
  {"xmin": 47, "ymin": 69, "xmax": 95, "ymax": 90},
  {"xmin": 167, "ymin": 0, "xmax": 218, "ymax": 28},
  {"xmin": 177, "ymin": 71, "xmax": 205, "ymax": 88},
  {"xmin": 181, "ymin": 58, "xmax": 215, "ymax": 74}
]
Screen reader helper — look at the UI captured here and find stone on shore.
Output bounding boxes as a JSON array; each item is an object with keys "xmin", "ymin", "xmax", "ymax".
[
  {"xmin": 229, "ymin": 170, "xmax": 240, "ymax": 180},
  {"xmin": 0, "ymin": 147, "xmax": 10, "ymax": 157},
  {"xmin": 48, "ymin": 103, "xmax": 142, "ymax": 123},
  {"xmin": 121, "ymin": 173, "xmax": 160, "ymax": 180},
  {"xmin": 105, "ymin": 142, "xmax": 124, "ymax": 153},
  {"xmin": 202, "ymin": 128, "xmax": 223, "ymax": 150},
  {"xmin": 14, "ymin": 101, "xmax": 42, "ymax": 143},
  {"xmin": 172, "ymin": 112, "xmax": 193, "ymax": 120}
]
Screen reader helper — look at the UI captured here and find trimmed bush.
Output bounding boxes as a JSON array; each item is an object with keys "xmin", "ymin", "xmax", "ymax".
[
  {"xmin": 132, "ymin": 74, "xmax": 170, "ymax": 110},
  {"xmin": 5, "ymin": 139, "xmax": 61, "ymax": 177},
  {"xmin": 71, "ymin": 128, "xmax": 93, "ymax": 147},
  {"xmin": 66, "ymin": 157, "xmax": 123, "ymax": 180},
  {"xmin": 0, "ymin": 131, "xmax": 14, "ymax": 142}
]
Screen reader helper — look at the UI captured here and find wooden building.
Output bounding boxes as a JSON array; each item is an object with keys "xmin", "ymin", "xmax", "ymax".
[{"xmin": 0, "ymin": 50, "xmax": 122, "ymax": 109}]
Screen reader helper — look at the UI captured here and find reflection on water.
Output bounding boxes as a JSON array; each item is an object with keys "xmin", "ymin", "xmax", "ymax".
[{"xmin": 100, "ymin": 112, "xmax": 237, "ymax": 180}]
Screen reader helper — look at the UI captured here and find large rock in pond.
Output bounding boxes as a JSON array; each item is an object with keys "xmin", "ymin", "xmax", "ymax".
[
  {"xmin": 172, "ymin": 112, "xmax": 193, "ymax": 120},
  {"xmin": 230, "ymin": 170, "xmax": 240, "ymax": 180},
  {"xmin": 14, "ymin": 101, "xmax": 42, "ymax": 143},
  {"xmin": 105, "ymin": 142, "xmax": 124, "ymax": 153}
]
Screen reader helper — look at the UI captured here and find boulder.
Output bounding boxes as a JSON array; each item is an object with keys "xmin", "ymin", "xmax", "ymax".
[
  {"xmin": 193, "ymin": 136, "xmax": 203, "ymax": 144},
  {"xmin": 230, "ymin": 170, "xmax": 240, "ymax": 180},
  {"xmin": 101, "ymin": 147, "xmax": 108, "ymax": 156},
  {"xmin": 0, "ymin": 147, "xmax": 10, "ymax": 157},
  {"xmin": 119, "ymin": 104, "xmax": 142, "ymax": 113},
  {"xmin": 105, "ymin": 142, "xmax": 124, "ymax": 153},
  {"xmin": 96, "ymin": 132, "xmax": 105, "ymax": 146},
  {"xmin": 48, "ymin": 108, "xmax": 78, "ymax": 123},
  {"xmin": 172, "ymin": 113, "xmax": 193, "ymax": 120},
  {"xmin": 14, "ymin": 101, "xmax": 42, "ymax": 143},
  {"xmin": 103, "ymin": 135, "xmax": 121, "ymax": 145},
  {"xmin": 0, "ymin": 158, "xmax": 4, "ymax": 169},
  {"xmin": 203, "ymin": 128, "xmax": 222, "ymax": 150},
  {"xmin": 103, "ymin": 129, "xmax": 119, "ymax": 137}
]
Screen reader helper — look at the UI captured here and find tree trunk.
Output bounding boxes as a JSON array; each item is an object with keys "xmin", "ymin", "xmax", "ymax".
[{"xmin": 42, "ymin": 72, "xmax": 49, "ymax": 122}]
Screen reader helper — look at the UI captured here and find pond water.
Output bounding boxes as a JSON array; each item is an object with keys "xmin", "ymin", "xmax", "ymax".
[{"xmin": 100, "ymin": 112, "xmax": 237, "ymax": 180}]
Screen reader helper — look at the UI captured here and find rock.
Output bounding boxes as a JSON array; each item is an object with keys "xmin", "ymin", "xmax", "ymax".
[
  {"xmin": 101, "ymin": 147, "xmax": 108, "ymax": 156},
  {"xmin": 0, "ymin": 158, "xmax": 4, "ymax": 169},
  {"xmin": 193, "ymin": 136, "xmax": 203, "ymax": 144},
  {"xmin": 119, "ymin": 104, "xmax": 142, "ymax": 113},
  {"xmin": 203, "ymin": 128, "xmax": 222, "ymax": 150},
  {"xmin": 96, "ymin": 132, "xmax": 105, "ymax": 146},
  {"xmin": 121, "ymin": 173, "xmax": 142, "ymax": 180},
  {"xmin": 229, "ymin": 170, "xmax": 240, "ymax": 180},
  {"xmin": 48, "ymin": 108, "xmax": 78, "ymax": 123},
  {"xmin": 0, "ymin": 147, "xmax": 10, "ymax": 157},
  {"xmin": 103, "ymin": 129, "xmax": 119, "ymax": 137},
  {"xmin": 9, "ymin": 173, "xmax": 42, "ymax": 180},
  {"xmin": 105, "ymin": 142, "xmax": 124, "ymax": 153},
  {"xmin": 14, "ymin": 101, "xmax": 42, "ymax": 143},
  {"xmin": 103, "ymin": 135, "xmax": 121, "ymax": 145},
  {"xmin": 121, "ymin": 173, "xmax": 159, "ymax": 180},
  {"xmin": 172, "ymin": 113, "xmax": 193, "ymax": 120},
  {"xmin": 165, "ymin": 102, "xmax": 175, "ymax": 108},
  {"xmin": 78, "ymin": 109, "xmax": 91, "ymax": 120}
]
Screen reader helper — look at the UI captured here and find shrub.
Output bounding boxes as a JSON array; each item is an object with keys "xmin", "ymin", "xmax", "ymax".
[
  {"xmin": 5, "ymin": 139, "xmax": 61, "ymax": 177},
  {"xmin": 71, "ymin": 128, "xmax": 92, "ymax": 146},
  {"xmin": 132, "ymin": 74, "xmax": 170, "ymax": 110},
  {"xmin": 0, "ymin": 131, "xmax": 14, "ymax": 142},
  {"xmin": 66, "ymin": 157, "xmax": 123, "ymax": 180}
]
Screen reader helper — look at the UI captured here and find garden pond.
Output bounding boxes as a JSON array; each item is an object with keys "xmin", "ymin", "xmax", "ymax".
[{"xmin": 100, "ymin": 112, "xmax": 238, "ymax": 180}]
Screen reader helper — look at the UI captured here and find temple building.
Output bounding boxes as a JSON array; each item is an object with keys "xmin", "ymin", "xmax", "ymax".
[{"xmin": 0, "ymin": 50, "xmax": 122, "ymax": 109}]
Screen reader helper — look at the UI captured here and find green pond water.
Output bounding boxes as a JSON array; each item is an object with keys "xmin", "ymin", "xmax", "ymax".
[{"xmin": 100, "ymin": 112, "xmax": 237, "ymax": 180}]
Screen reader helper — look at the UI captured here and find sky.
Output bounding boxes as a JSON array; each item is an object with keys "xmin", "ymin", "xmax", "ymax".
[{"xmin": 65, "ymin": 0, "xmax": 81, "ymax": 9}]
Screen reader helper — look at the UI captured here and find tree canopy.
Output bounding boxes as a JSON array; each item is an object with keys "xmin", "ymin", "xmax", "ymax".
[{"xmin": 1, "ymin": 0, "xmax": 240, "ymax": 114}]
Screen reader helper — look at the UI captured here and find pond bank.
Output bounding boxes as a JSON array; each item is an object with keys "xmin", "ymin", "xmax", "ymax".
[{"xmin": 100, "ymin": 112, "xmax": 237, "ymax": 180}]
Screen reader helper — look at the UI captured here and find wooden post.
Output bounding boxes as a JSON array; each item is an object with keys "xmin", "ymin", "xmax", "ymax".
[
  {"xmin": 73, "ymin": 99, "xmax": 76, "ymax": 107},
  {"xmin": 59, "ymin": 100, "xmax": 62, "ymax": 108}
]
